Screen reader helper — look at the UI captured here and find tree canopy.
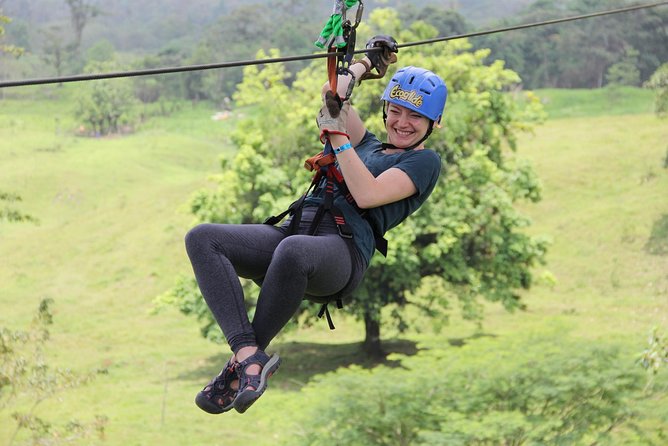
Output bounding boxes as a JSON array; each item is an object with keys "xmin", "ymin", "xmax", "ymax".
[
  {"xmin": 3, "ymin": 1, "xmax": 667, "ymax": 96},
  {"xmin": 157, "ymin": 9, "xmax": 549, "ymax": 356}
]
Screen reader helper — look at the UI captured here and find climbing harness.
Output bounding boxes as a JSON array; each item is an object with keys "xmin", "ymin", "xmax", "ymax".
[{"xmin": 265, "ymin": 0, "xmax": 387, "ymax": 329}]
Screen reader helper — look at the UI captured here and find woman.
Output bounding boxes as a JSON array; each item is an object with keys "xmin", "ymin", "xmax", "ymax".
[{"xmin": 185, "ymin": 52, "xmax": 447, "ymax": 414}]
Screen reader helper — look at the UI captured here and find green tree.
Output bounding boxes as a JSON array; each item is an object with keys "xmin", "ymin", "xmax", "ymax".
[
  {"xmin": 196, "ymin": 1, "xmax": 323, "ymax": 99},
  {"xmin": 159, "ymin": 10, "xmax": 548, "ymax": 357},
  {"xmin": 277, "ymin": 332, "xmax": 644, "ymax": 446},
  {"xmin": 645, "ymin": 62, "xmax": 668, "ymax": 117},
  {"xmin": 1, "ymin": 299, "xmax": 107, "ymax": 445},
  {"xmin": 132, "ymin": 47, "xmax": 187, "ymax": 108},
  {"xmin": 74, "ymin": 61, "xmax": 139, "ymax": 135},
  {"xmin": 406, "ymin": 5, "xmax": 471, "ymax": 37},
  {"xmin": 639, "ymin": 326, "xmax": 668, "ymax": 391},
  {"xmin": 64, "ymin": 0, "xmax": 100, "ymax": 53},
  {"xmin": 606, "ymin": 45, "xmax": 640, "ymax": 87},
  {"xmin": 337, "ymin": 12, "xmax": 549, "ymax": 355},
  {"xmin": 40, "ymin": 25, "xmax": 69, "ymax": 82},
  {"xmin": 478, "ymin": 0, "xmax": 668, "ymax": 89},
  {"xmin": 0, "ymin": 13, "xmax": 23, "ymax": 57}
]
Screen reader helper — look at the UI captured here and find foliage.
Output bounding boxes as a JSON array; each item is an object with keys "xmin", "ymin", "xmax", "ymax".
[
  {"xmin": 64, "ymin": 0, "xmax": 100, "ymax": 52},
  {"xmin": 0, "ymin": 14, "xmax": 22, "ymax": 57},
  {"xmin": 160, "ymin": 10, "xmax": 548, "ymax": 351},
  {"xmin": 605, "ymin": 45, "xmax": 640, "ymax": 87},
  {"xmin": 477, "ymin": 0, "xmax": 668, "ymax": 89},
  {"xmin": 0, "ymin": 191, "xmax": 37, "ymax": 224},
  {"xmin": 343, "ymin": 14, "xmax": 549, "ymax": 342},
  {"xmin": 644, "ymin": 62, "xmax": 668, "ymax": 117},
  {"xmin": 4, "ymin": 1, "xmax": 667, "ymax": 96},
  {"xmin": 638, "ymin": 327, "xmax": 668, "ymax": 390},
  {"xmin": 132, "ymin": 48, "xmax": 187, "ymax": 108},
  {"xmin": 74, "ymin": 61, "xmax": 139, "ymax": 136},
  {"xmin": 2, "ymin": 83, "xmax": 666, "ymax": 444},
  {"xmin": 277, "ymin": 332, "xmax": 645, "ymax": 446},
  {"xmin": 0, "ymin": 299, "xmax": 107, "ymax": 445}
]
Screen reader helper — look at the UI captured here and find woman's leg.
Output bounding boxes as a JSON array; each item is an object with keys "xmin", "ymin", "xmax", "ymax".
[
  {"xmin": 252, "ymin": 233, "xmax": 353, "ymax": 350},
  {"xmin": 184, "ymin": 223, "xmax": 286, "ymax": 351}
]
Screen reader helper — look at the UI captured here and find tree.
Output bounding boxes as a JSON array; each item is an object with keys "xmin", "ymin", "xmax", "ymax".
[
  {"xmin": 74, "ymin": 61, "xmax": 138, "ymax": 136},
  {"xmin": 0, "ymin": 12, "xmax": 23, "ymax": 99},
  {"xmin": 0, "ymin": 13, "xmax": 23, "ymax": 57},
  {"xmin": 639, "ymin": 327, "xmax": 668, "ymax": 391},
  {"xmin": 132, "ymin": 47, "xmax": 187, "ymax": 107},
  {"xmin": 159, "ymin": 9, "xmax": 548, "ymax": 357},
  {"xmin": 406, "ymin": 5, "xmax": 471, "ymax": 37},
  {"xmin": 606, "ymin": 45, "xmax": 640, "ymax": 87},
  {"xmin": 334, "ymin": 12, "xmax": 548, "ymax": 356},
  {"xmin": 40, "ymin": 25, "xmax": 69, "ymax": 82},
  {"xmin": 277, "ymin": 333, "xmax": 645, "ymax": 445},
  {"xmin": 645, "ymin": 62, "xmax": 668, "ymax": 117},
  {"xmin": 64, "ymin": 0, "xmax": 99, "ymax": 53},
  {"xmin": 477, "ymin": 0, "xmax": 668, "ymax": 89}
]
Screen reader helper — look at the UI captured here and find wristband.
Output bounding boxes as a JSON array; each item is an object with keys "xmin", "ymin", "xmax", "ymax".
[{"xmin": 333, "ymin": 142, "xmax": 352, "ymax": 154}]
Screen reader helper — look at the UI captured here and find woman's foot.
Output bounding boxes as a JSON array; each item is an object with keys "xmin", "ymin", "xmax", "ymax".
[
  {"xmin": 194, "ymin": 358, "xmax": 238, "ymax": 414},
  {"xmin": 232, "ymin": 348, "xmax": 281, "ymax": 413}
]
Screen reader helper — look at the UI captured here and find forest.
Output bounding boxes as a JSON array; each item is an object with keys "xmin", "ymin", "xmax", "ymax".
[{"xmin": 1, "ymin": 0, "xmax": 667, "ymax": 99}]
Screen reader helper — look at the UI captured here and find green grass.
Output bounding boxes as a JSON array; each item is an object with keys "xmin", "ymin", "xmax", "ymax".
[
  {"xmin": 534, "ymin": 86, "xmax": 656, "ymax": 119},
  {"xmin": 1, "ymin": 86, "xmax": 667, "ymax": 444}
]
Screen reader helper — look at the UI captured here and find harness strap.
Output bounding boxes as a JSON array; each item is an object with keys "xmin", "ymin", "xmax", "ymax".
[
  {"xmin": 318, "ymin": 298, "xmax": 344, "ymax": 330},
  {"xmin": 264, "ymin": 147, "xmax": 387, "ymax": 329}
]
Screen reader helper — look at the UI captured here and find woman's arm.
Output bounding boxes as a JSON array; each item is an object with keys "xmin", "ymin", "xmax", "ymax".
[
  {"xmin": 327, "ymin": 133, "xmax": 417, "ymax": 209},
  {"xmin": 321, "ymin": 57, "xmax": 371, "ymax": 147}
]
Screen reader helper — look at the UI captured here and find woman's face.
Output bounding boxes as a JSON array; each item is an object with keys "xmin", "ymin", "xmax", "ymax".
[{"xmin": 385, "ymin": 103, "xmax": 431, "ymax": 149}]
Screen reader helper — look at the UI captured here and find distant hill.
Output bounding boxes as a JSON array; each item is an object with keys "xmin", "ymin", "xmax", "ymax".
[{"xmin": 4, "ymin": 0, "xmax": 534, "ymax": 53}]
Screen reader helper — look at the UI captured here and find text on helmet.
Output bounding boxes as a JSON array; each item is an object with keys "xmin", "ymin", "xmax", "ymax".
[{"xmin": 389, "ymin": 85, "xmax": 424, "ymax": 108}]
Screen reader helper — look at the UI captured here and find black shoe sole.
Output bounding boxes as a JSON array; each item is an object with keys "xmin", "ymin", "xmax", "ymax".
[{"xmin": 233, "ymin": 354, "xmax": 281, "ymax": 414}]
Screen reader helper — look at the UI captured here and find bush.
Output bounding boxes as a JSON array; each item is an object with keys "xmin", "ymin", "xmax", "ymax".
[{"xmin": 276, "ymin": 331, "xmax": 644, "ymax": 446}]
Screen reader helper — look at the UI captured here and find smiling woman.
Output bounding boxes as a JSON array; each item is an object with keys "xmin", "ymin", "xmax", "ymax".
[{"xmin": 184, "ymin": 37, "xmax": 449, "ymax": 415}]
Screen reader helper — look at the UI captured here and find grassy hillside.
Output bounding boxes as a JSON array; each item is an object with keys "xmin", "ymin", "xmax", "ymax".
[
  {"xmin": 535, "ymin": 87, "xmax": 656, "ymax": 119},
  {"xmin": 1, "ymin": 86, "xmax": 667, "ymax": 444}
]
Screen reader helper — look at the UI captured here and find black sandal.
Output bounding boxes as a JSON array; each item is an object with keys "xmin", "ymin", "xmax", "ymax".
[
  {"xmin": 232, "ymin": 350, "xmax": 281, "ymax": 413},
  {"xmin": 195, "ymin": 358, "xmax": 238, "ymax": 414}
]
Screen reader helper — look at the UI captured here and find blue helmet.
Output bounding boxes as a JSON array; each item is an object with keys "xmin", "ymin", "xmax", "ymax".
[{"xmin": 381, "ymin": 66, "xmax": 447, "ymax": 123}]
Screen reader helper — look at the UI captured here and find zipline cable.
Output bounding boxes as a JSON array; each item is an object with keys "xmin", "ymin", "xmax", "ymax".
[{"xmin": 0, "ymin": 0, "xmax": 667, "ymax": 88}]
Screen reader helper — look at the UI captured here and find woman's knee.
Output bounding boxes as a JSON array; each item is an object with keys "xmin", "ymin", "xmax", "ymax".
[
  {"xmin": 184, "ymin": 223, "xmax": 218, "ymax": 254},
  {"xmin": 273, "ymin": 236, "xmax": 313, "ymax": 273}
]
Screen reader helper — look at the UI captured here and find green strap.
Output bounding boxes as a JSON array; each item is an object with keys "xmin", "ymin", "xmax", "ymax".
[{"xmin": 315, "ymin": 0, "xmax": 359, "ymax": 49}]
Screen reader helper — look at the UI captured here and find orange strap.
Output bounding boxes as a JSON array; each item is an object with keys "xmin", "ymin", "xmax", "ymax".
[{"xmin": 327, "ymin": 47, "xmax": 338, "ymax": 95}]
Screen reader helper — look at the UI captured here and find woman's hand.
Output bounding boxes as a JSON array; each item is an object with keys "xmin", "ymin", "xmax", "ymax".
[{"xmin": 316, "ymin": 91, "xmax": 350, "ymax": 143}]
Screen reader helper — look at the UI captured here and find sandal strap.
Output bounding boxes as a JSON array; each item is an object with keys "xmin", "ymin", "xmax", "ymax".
[
  {"xmin": 236, "ymin": 350, "xmax": 271, "ymax": 392},
  {"xmin": 236, "ymin": 350, "xmax": 271, "ymax": 370},
  {"xmin": 206, "ymin": 358, "xmax": 236, "ymax": 394}
]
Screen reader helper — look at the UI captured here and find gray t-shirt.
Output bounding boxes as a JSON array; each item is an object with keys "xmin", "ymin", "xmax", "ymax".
[{"xmin": 305, "ymin": 131, "xmax": 441, "ymax": 265}]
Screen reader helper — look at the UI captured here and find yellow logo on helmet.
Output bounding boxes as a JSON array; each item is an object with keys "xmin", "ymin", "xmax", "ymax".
[{"xmin": 389, "ymin": 85, "xmax": 424, "ymax": 108}]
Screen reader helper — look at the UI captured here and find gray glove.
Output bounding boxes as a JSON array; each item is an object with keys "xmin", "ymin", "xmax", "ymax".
[{"xmin": 316, "ymin": 91, "xmax": 350, "ymax": 143}]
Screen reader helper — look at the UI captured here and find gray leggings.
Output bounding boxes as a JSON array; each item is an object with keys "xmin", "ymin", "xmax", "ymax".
[{"xmin": 184, "ymin": 208, "xmax": 367, "ymax": 353}]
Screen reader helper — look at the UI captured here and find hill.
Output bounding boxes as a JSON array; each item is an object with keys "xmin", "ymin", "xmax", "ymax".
[
  {"xmin": 0, "ymin": 86, "xmax": 666, "ymax": 443},
  {"xmin": 3, "ymin": 0, "xmax": 533, "ymax": 53}
]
